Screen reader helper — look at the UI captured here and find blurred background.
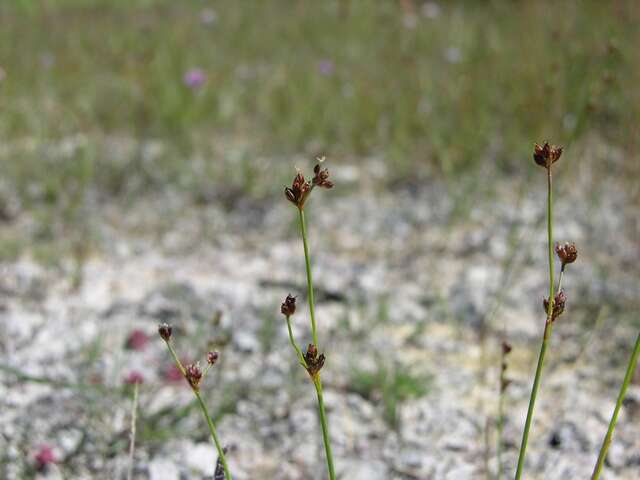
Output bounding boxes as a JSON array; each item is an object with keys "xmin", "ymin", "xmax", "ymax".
[{"xmin": 1, "ymin": 1, "xmax": 639, "ymax": 479}]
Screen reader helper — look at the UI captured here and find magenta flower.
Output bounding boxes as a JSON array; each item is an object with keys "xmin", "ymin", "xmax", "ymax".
[
  {"xmin": 164, "ymin": 363, "xmax": 184, "ymax": 383},
  {"xmin": 34, "ymin": 445, "xmax": 57, "ymax": 470},
  {"xmin": 317, "ymin": 59, "xmax": 334, "ymax": 76},
  {"xmin": 125, "ymin": 329, "xmax": 149, "ymax": 351},
  {"xmin": 124, "ymin": 371, "xmax": 145, "ymax": 385},
  {"xmin": 183, "ymin": 68, "xmax": 207, "ymax": 89}
]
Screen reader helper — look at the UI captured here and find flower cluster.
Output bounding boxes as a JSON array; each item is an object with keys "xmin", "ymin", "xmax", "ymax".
[
  {"xmin": 533, "ymin": 142, "xmax": 563, "ymax": 168},
  {"xmin": 281, "ymin": 294, "xmax": 296, "ymax": 316},
  {"xmin": 555, "ymin": 242, "xmax": 578, "ymax": 267},
  {"xmin": 543, "ymin": 290, "xmax": 567, "ymax": 323},
  {"xmin": 285, "ymin": 160, "xmax": 333, "ymax": 209},
  {"xmin": 304, "ymin": 344, "xmax": 326, "ymax": 378}
]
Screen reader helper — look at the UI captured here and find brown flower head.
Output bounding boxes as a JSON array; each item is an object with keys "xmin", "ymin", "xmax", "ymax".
[
  {"xmin": 304, "ymin": 343, "xmax": 325, "ymax": 378},
  {"xmin": 285, "ymin": 171, "xmax": 312, "ymax": 209},
  {"xmin": 158, "ymin": 323, "xmax": 172, "ymax": 342},
  {"xmin": 284, "ymin": 160, "xmax": 333, "ymax": 209},
  {"xmin": 312, "ymin": 162, "xmax": 334, "ymax": 189},
  {"xmin": 185, "ymin": 362, "xmax": 203, "ymax": 390},
  {"xmin": 533, "ymin": 142, "xmax": 563, "ymax": 168},
  {"xmin": 207, "ymin": 351, "xmax": 219, "ymax": 365},
  {"xmin": 543, "ymin": 290, "xmax": 567, "ymax": 322},
  {"xmin": 556, "ymin": 242, "xmax": 578, "ymax": 267},
  {"xmin": 281, "ymin": 294, "xmax": 297, "ymax": 317},
  {"xmin": 501, "ymin": 340, "xmax": 512, "ymax": 356}
]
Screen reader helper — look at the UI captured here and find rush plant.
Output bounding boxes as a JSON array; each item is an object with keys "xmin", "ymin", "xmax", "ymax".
[
  {"xmin": 282, "ymin": 158, "xmax": 336, "ymax": 480},
  {"xmin": 514, "ymin": 143, "xmax": 578, "ymax": 479},
  {"xmin": 158, "ymin": 324, "xmax": 232, "ymax": 479}
]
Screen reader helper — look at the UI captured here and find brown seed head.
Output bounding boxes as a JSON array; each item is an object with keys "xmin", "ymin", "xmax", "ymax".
[
  {"xmin": 285, "ymin": 171, "xmax": 312, "ymax": 209},
  {"xmin": 281, "ymin": 294, "xmax": 297, "ymax": 316},
  {"xmin": 185, "ymin": 363, "xmax": 203, "ymax": 390},
  {"xmin": 501, "ymin": 340, "xmax": 512, "ymax": 356},
  {"xmin": 158, "ymin": 323, "xmax": 172, "ymax": 342},
  {"xmin": 533, "ymin": 142, "xmax": 563, "ymax": 168},
  {"xmin": 543, "ymin": 290, "xmax": 567, "ymax": 322},
  {"xmin": 207, "ymin": 351, "xmax": 219, "ymax": 365},
  {"xmin": 555, "ymin": 242, "xmax": 577, "ymax": 266},
  {"xmin": 304, "ymin": 343, "xmax": 325, "ymax": 377},
  {"xmin": 312, "ymin": 163, "xmax": 334, "ymax": 189}
]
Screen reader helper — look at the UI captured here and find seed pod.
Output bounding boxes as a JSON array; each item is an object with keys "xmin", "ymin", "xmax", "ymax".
[
  {"xmin": 555, "ymin": 242, "xmax": 578, "ymax": 267},
  {"xmin": 185, "ymin": 363, "xmax": 203, "ymax": 390},
  {"xmin": 158, "ymin": 323, "xmax": 172, "ymax": 342},
  {"xmin": 281, "ymin": 294, "xmax": 297, "ymax": 316},
  {"xmin": 543, "ymin": 290, "xmax": 567, "ymax": 322},
  {"xmin": 207, "ymin": 351, "xmax": 219, "ymax": 365},
  {"xmin": 533, "ymin": 142, "xmax": 563, "ymax": 168}
]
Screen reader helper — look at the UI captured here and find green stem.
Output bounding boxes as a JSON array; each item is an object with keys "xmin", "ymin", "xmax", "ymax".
[
  {"xmin": 194, "ymin": 390, "xmax": 233, "ymax": 480},
  {"xmin": 591, "ymin": 332, "xmax": 640, "ymax": 480},
  {"xmin": 514, "ymin": 167, "xmax": 555, "ymax": 480},
  {"xmin": 297, "ymin": 206, "xmax": 336, "ymax": 480},
  {"xmin": 286, "ymin": 315, "xmax": 308, "ymax": 368},
  {"xmin": 164, "ymin": 341, "xmax": 232, "ymax": 480},
  {"xmin": 314, "ymin": 376, "xmax": 337, "ymax": 480},
  {"xmin": 298, "ymin": 208, "xmax": 318, "ymax": 347}
]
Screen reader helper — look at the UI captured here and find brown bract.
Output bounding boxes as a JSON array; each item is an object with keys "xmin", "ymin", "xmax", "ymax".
[
  {"xmin": 304, "ymin": 343, "xmax": 325, "ymax": 377},
  {"xmin": 533, "ymin": 142, "xmax": 563, "ymax": 168}
]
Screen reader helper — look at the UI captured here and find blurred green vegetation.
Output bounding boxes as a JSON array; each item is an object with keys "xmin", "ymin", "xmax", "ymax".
[{"xmin": 0, "ymin": 0, "xmax": 638, "ymax": 210}]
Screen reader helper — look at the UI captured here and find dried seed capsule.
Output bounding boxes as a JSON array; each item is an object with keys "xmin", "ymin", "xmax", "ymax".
[
  {"xmin": 555, "ymin": 242, "xmax": 577, "ymax": 266},
  {"xmin": 158, "ymin": 323, "xmax": 172, "ymax": 341},
  {"xmin": 543, "ymin": 290, "xmax": 567, "ymax": 322},
  {"xmin": 533, "ymin": 142, "xmax": 563, "ymax": 168},
  {"xmin": 185, "ymin": 363, "xmax": 203, "ymax": 390},
  {"xmin": 207, "ymin": 351, "xmax": 219, "ymax": 365},
  {"xmin": 281, "ymin": 294, "xmax": 297, "ymax": 316}
]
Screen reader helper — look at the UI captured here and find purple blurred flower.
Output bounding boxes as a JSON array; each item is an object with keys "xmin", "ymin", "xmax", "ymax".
[
  {"xmin": 34, "ymin": 445, "xmax": 57, "ymax": 470},
  {"xmin": 125, "ymin": 329, "xmax": 149, "ymax": 351},
  {"xmin": 183, "ymin": 68, "xmax": 207, "ymax": 89},
  {"xmin": 124, "ymin": 371, "xmax": 145, "ymax": 385},
  {"xmin": 164, "ymin": 363, "xmax": 184, "ymax": 383},
  {"xmin": 317, "ymin": 59, "xmax": 334, "ymax": 76}
]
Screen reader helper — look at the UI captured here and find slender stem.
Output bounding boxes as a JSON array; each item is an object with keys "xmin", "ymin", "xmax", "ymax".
[
  {"xmin": 297, "ymin": 206, "xmax": 336, "ymax": 480},
  {"xmin": 313, "ymin": 376, "xmax": 337, "ymax": 480},
  {"xmin": 514, "ymin": 167, "xmax": 555, "ymax": 480},
  {"xmin": 286, "ymin": 315, "xmax": 308, "ymax": 367},
  {"xmin": 126, "ymin": 382, "xmax": 139, "ymax": 480},
  {"xmin": 194, "ymin": 390, "xmax": 233, "ymax": 480},
  {"xmin": 165, "ymin": 342, "xmax": 186, "ymax": 376},
  {"xmin": 164, "ymin": 341, "xmax": 232, "ymax": 480},
  {"xmin": 298, "ymin": 208, "xmax": 318, "ymax": 346},
  {"xmin": 497, "ymin": 368, "xmax": 506, "ymax": 479},
  {"xmin": 591, "ymin": 332, "xmax": 640, "ymax": 480}
]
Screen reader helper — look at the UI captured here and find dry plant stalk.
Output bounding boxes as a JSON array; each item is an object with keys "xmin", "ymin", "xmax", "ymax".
[{"xmin": 282, "ymin": 158, "xmax": 336, "ymax": 480}]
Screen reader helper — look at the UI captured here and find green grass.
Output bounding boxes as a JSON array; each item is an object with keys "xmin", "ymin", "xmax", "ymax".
[{"xmin": 0, "ymin": 0, "xmax": 638, "ymax": 212}]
